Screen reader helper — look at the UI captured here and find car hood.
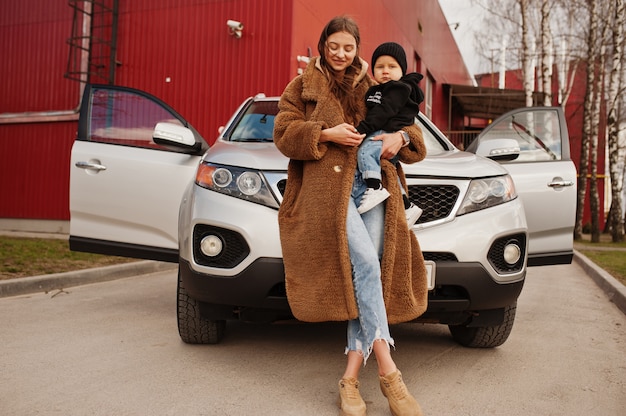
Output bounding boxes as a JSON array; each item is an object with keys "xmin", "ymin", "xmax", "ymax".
[
  {"xmin": 205, "ymin": 140, "xmax": 289, "ymax": 170},
  {"xmin": 403, "ymin": 149, "xmax": 507, "ymax": 178},
  {"xmin": 205, "ymin": 140, "xmax": 506, "ymax": 179}
]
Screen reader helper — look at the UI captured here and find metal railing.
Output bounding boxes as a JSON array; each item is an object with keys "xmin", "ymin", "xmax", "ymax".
[{"xmin": 445, "ymin": 130, "xmax": 481, "ymax": 150}]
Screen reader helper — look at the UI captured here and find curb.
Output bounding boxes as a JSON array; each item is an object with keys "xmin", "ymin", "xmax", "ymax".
[
  {"xmin": 0, "ymin": 261, "xmax": 177, "ymax": 298},
  {"xmin": 2, "ymin": 251, "xmax": 625, "ymax": 316},
  {"xmin": 573, "ymin": 250, "xmax": 626, "ymax": 316}
]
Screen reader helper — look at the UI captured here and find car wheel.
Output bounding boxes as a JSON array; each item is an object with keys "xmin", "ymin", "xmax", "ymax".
[
  {"xmin": 448, "ymin": 303, "xmax": 517, "ymax": 348},
  {"xmin": 177, "ymin": 269, "xmax": 226, "ymax": 344}
]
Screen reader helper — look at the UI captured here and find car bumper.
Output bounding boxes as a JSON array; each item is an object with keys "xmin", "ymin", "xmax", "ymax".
[{"xmin": 179, "ymin": 255, "xmax": 524, "ymax": 323}]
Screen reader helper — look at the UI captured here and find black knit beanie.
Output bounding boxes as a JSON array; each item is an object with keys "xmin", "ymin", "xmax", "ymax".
[{"xmin": 371, "ymin": 42, "xmax": 407, "ymax": 76}]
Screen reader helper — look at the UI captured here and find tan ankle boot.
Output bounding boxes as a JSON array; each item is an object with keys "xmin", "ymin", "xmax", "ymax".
[
  {"xmin": 379, "ymin": 370, "xmax": 423, "ymax": 416},
  {"xmin": 338, "ymin": 377, "xmax": 367, "ymax": 416}
]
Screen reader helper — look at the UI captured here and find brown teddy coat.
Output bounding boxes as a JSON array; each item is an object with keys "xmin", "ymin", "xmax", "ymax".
[{"xmin": 273, "ymin": 57, "xmax": 428, "ymax": 324}]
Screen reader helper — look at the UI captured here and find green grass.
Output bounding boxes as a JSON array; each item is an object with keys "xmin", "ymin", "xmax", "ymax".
[
  {"xmin": 0, "ymin": 236, "xmax": 134, "ymax": 280},
  {"xmin": 576, "ymin": 238, "xmax": 626, "ymax": 287},
  {"xmin": 2, "ymin": 235, "xmax": 625, "ymax": 290}
]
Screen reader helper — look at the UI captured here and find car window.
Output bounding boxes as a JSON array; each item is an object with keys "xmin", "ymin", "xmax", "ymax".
[
  {"xmin": 417, "ymin": 118, "xmax": 451, "ymax": 156},
  {"xmin": 478, "ymin": 109, "xmax": 563, "ymax": 162},
  {"xmin": 88, "ymin": 87, "xmax": 183, "ymax": 150},
  {"xmin": 229, "ymin": 100, "xmax": 277, "ymax": 142}
]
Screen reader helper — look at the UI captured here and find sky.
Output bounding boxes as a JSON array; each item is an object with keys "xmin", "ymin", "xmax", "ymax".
[{"xmin": 437, "ymin": 0, "xmax": 485, "ymax": 75}]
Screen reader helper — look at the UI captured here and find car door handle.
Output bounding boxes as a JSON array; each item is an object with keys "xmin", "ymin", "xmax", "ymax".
[
  {"xmin": 548, "ymin": 179, "xmax": 574, "ymax": 188},
  {"xmin": 75, "ymin": 161, "xmax": 107, "ymax": 171}
]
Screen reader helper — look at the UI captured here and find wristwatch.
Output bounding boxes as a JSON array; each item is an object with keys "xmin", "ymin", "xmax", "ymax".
[{"xmin": 400, "ymin": 131, "xmax": 410, "ymax": 147}]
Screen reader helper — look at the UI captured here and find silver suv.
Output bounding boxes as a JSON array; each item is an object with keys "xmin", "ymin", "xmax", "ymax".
[{"xmin": 70, "ymin": 85, "xmax": 576, "ymax": 348}]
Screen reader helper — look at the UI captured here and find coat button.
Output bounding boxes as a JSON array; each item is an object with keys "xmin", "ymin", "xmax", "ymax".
[{"xmin": 333, "ymin": 165, "xmax": 342, "ymax": 172}]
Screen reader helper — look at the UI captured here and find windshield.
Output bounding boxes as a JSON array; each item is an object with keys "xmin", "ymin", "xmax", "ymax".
[
  {"xmin": 227, "ymin": 100, "xmax": 277, "ymax": 142},
  {"xmin": 227, "ymin": 99, "xmax": 455, "ymax": 155}
]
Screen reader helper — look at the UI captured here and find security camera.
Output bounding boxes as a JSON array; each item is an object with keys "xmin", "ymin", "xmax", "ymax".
[{"xmin": 226, "ymin": 20, "xmax": 243, "ymax": 30}]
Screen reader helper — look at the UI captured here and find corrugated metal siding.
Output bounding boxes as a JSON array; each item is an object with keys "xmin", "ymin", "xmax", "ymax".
[
  {"xmin": 0, "ymin": 0, "xmax": 79, "ymax": 220},
  {"xmin": 0, "ymin": 122, "xmax": 75, "ymax": 219},
  {"xmin": 0, "ymin": 0, "xmax": 79, "ymax": 112},
  {"xmin": 115, "ymin": 0, "xmax": 293, "ymax": 143},
  {"xmin": 0, "ymin": 0, "xmax": 473, "ymax": 221}
]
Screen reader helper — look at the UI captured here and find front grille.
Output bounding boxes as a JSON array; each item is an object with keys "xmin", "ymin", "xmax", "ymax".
[
  {"xmin": 277, "ymin": 179, "xmax": 287, "ymax": 196},
  {"xmin": 408, "ymin": 185, "xmax": 460, "ymax": 224},
  {"xmin": 487, "ymin": 233, "xmax": 526, "ymax": 274},
  {"xmin": 193, "ymin": 224, "xmax": 250, "ymax": 268},
  {"xmin": 276, "ymin": 179, "xmax": 460, "ymax": 226}
]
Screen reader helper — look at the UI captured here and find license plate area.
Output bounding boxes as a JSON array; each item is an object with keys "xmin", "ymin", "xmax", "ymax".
[{"xmin": 424, "ymin": 260, "xmax": 435, "ymax": 290}]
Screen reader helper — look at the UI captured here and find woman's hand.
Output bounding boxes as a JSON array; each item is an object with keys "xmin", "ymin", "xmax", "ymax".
[
  {"xmin": 372, "ymin": 131, "xmax": 405, "ymax": 159},
  {"xmin": 320, "ymin": 123, "xmax": 365, "ymax": 146}
]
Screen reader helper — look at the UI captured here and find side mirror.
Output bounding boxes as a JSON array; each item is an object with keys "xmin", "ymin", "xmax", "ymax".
[
  {"xmin": 153, "ymin": 122, "xmax": 197, "ymax": 147},
  {"xmin": 473, "ymin": 138, "xmax": 520, "ymax": 161}
]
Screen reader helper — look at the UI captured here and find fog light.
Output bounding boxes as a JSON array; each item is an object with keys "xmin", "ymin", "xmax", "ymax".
[
  {"xmin": 503, "ymin": 243, "xmax": 521, "ymax": 264},
  {"xmin": 200, "ymin": 235, "xmax": 223, "ymax": 257}
]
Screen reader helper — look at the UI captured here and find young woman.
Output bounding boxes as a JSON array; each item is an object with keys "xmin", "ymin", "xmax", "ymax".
[{"xmin": 273, "ymin": 15, "xmax": 428, "ymax": 416}]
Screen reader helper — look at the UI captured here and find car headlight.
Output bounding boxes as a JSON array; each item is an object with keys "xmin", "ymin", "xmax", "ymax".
[
  {"xmin": 195, "ymin": 162, "xmax": 280, "ymax": 209},
  {"xmin": 457, "ymin": 175, "xmax": 517, "ymax": 215}
]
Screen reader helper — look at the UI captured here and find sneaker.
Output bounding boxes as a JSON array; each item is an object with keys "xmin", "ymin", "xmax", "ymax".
[
  {"xmin": 379, "ymin": 370, "xmax": 423, "ymax": 416},
  {"xmin": 358, "ymin": 187, "xmax": 390, "ymax": 214},
  {"xmin": 405, "ymin": 203, "xmax": 423, "ymax": 228},
  {"xmin": 338, "ymin": 377, "xmax": 367, "ymax": 416}
]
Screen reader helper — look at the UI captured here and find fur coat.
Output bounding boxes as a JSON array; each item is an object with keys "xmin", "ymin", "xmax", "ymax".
[{"xmin": 273, "ymin": 57, "xmax": 428, "ymax": 324}]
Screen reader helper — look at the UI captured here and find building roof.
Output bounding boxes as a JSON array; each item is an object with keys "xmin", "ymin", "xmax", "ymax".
[{"xmin": 446, "ymin": 84, "xmax": 547, "ymax": 120}]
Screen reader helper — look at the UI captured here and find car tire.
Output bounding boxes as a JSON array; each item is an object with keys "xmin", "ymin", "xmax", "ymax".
[
  {"xmin": 177, "ymin": 270, "xmax": 226, "ymax": 344},
  {"xmin": 448, "ymin": 303, "xmax": 517, "ymax": 348}
]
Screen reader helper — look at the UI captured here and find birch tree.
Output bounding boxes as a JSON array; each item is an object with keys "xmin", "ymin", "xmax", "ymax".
[
  {"xmin": 575, "ymin": 0, "xmax": 599, "ymax": 241},
  {"xmin": 606, "ymin": 0, "xmax": 625, "ymax": 241},
  {"xmin": 540, "ymin": 0, "xmax": 553, "ymax": 105},
  {"xmin": 521, "ymin": 0, "xmax": 534, "ymax": 106}
]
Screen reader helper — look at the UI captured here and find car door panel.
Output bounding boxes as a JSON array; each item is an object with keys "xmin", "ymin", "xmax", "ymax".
[
  {"xmin": 471, "ymin": 107, "xmax": 576, "ymax": 265},
  {"xmin": 503, "ymin": 161, "xmax": 576, "ymax": 264},
  {"xmin": 69, "ymin": 85, "xmax": 204, "ymax": 262}
]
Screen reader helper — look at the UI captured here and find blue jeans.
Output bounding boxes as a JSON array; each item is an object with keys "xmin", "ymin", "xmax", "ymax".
[
  {"xmin": 358, "ymin": 130, "xmax": 406, "ymax": 204},
  {"xmin": 357, "ymin": 130, "xmax": 385, "ymax": 181},
  {"xmin": 345, "ymin": 171, "xmax": 394, "ymax": 364},
  {"xmin": 357, "ymin": 130, "xmax": 400, "ymax": 181}
]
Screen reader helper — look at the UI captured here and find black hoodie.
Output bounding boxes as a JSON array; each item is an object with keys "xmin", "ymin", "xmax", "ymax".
[{"xmin": 356, "ymin": 72, "xmax": 424, "ymax": 136}]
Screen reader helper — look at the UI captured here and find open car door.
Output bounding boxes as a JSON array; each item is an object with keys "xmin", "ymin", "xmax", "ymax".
[
  {"xmin": 467, "ymin": 107, "xmax": 576, "ymax": 266},
  {"xmin": 69, "ymin": 85, "xmax": 208, "ymax": 262}
]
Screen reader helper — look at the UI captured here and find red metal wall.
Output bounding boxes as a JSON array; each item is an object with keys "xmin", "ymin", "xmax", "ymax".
[
  {"xmin": 0, "ymin": 1, "xmax": 79, "ymax": 113},
  {"xmin": 0, "ymin": 0, "xmax": 472, "ymax": 222},
  {"xmin": 289, "ymin": 0, "xmax": 472, "ymax": 128},
  {"xmin": 113, "ymin": 0, "xmax": 293, "ymax": 142},
  {"xmin": 0, "ymin": 122, "xmax": 75, "ymax": 219},
  {"xmin": 0, "ymin": 0, "xmax": 79, "ymax": 221}
]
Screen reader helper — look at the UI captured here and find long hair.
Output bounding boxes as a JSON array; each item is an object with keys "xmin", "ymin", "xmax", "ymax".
[{"xmin": 317, "ymin": 16, "xmax": 363, "ymax": 124}]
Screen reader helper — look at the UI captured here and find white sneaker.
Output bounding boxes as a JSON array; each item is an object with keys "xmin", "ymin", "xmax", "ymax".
[
  {"xmin": 405, "ymin": 203, "xmax": 423, "ymax": 228},
  {"xmin": 358, "ymin": 187, "xmax": 390, "ymax": 214}
]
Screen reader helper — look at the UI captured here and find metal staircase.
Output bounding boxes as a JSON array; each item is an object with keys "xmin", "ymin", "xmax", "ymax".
[{"xmin": 65, "ymin": 0, "xmax": 119, "ymax": 84}]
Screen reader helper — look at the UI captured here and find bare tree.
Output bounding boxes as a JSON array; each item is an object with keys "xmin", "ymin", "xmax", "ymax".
[
  {"xmin": 574, "ymin": 0, "xmax": 598, "ymax": 240},
  {"xmin": 521, "ymin": 0, "xmax": 534, "ymax": 106},
  {"xmin": 540, "ymin": 0, "xmax": 553, "ymax": 105},
  {"xmin": 472, "ymin": 0, "xmax": 624, "ymax": 241},
  {"xmin": 606, "ymin": 0, "xmax": 625, "ymax": 241}
]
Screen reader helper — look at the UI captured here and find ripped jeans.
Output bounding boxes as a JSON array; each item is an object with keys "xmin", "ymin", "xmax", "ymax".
[{"xmin": 345, "ymin": 170, "xmax": 394, "ymax": 364}]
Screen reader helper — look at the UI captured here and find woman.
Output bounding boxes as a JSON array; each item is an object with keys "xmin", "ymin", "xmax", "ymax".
[{"xmin": 273, "ymin": 15, "xmax": 428, "ymax": 416}]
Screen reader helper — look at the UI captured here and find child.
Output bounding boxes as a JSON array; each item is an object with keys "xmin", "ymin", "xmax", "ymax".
[{"xmin": 355, "ymin": 42, "xmax": 424, "ymax": 227}]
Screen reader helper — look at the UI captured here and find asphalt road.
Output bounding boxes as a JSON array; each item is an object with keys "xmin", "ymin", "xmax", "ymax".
[{"xmin": 1, "ymin": 262, "xmax": 625, "ymax": 415}]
